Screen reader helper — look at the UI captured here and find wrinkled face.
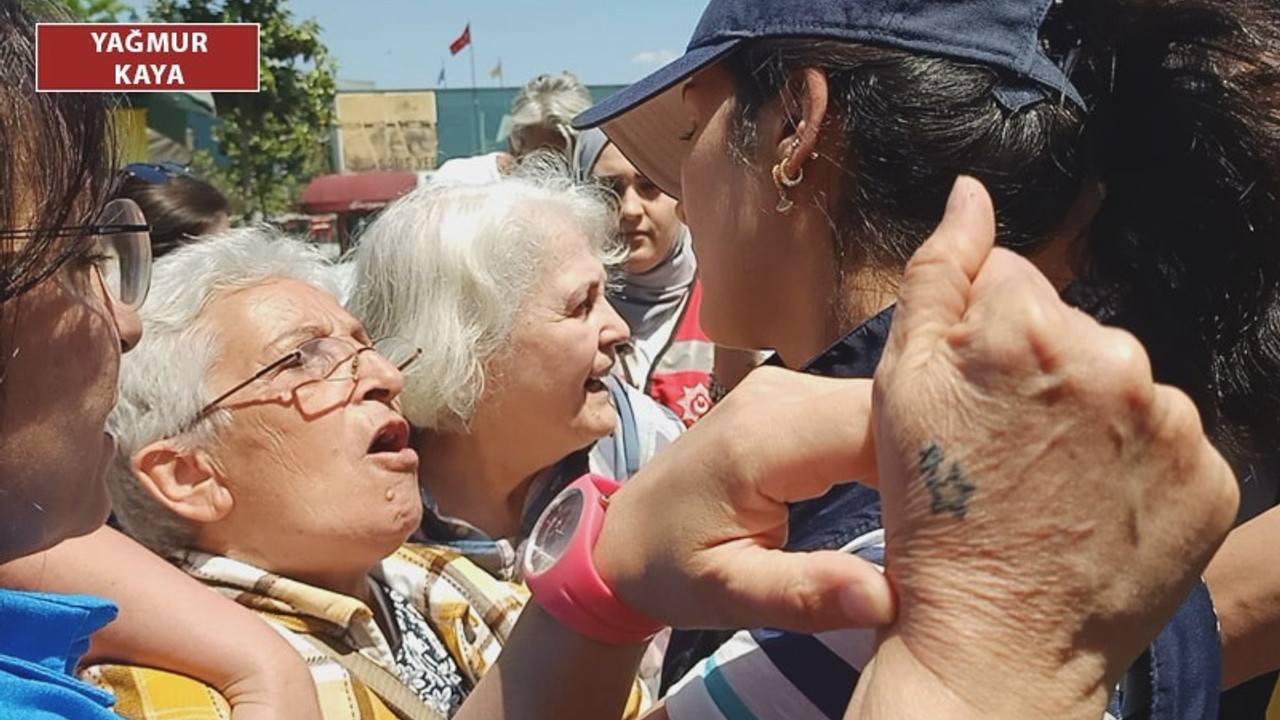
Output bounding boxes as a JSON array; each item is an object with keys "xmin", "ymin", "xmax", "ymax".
[
  {"xmin": 198, "ymin": 278, "xmax": 421, "ymax": 578},
  {"xmin": 592, "ymin": 143, "xmax": 684, "ymax": 275},
  {"xmin": 476, "ymin": 220, "xmax": 629, "ymax": 468},
  {"xmin": 676, "ymin": 64, "xmax": 788, "ymax": 349},
  {"xmin": 0, "ymin": 244, "xmax": 142, "ymax": 562}
]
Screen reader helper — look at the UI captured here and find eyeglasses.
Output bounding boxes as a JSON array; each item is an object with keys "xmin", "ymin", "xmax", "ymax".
[
  {"xmin": 192, "ymin": 336, "xmax": 423, "ymax": 426},
  {"xmin": 125, "ymin": 162, "xmax": 194, "ymax": 185},
  {"xmin": 0, "ymin": 198, "xmax": 153, "ymax": 308}
]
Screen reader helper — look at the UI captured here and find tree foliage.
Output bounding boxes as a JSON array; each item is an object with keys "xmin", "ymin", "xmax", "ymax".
[
  {"xmin": 149, "ymin": 0, "xmax": 336, "ymax": 217},
  {"xmin": 60, "ymin": 0, "xmax": 134, "ymax": 22}
]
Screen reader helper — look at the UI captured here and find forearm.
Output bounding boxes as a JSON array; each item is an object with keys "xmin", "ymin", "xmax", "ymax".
[
  {"xmin": 456, "ymin": 602, "xmax": 647, "ymax": 720},
  {"xmin": 0, "ymin": 525, "xmax": 320, "ymax": 719},
  {"xmin": 1205, "ymin": 504, "xmax": 1280, "ymax": 687}
]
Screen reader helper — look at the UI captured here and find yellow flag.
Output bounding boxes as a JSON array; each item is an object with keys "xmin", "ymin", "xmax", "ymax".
[{"xmin": 489, "ymin": 60, "xmax": 502, "ymax": 79}]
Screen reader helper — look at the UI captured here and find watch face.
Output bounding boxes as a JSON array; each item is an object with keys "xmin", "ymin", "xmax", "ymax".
[{"xmin": 525, "ymin": 488, "xmax": 584, "ymax": 575}]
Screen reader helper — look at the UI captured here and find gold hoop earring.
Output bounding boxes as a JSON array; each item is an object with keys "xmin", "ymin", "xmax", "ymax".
[{"xmin": 773, "ymin": 146, "xmax": 803, "ymax": 211}]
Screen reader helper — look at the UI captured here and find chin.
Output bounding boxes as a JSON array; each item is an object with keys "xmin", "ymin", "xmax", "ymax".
[
  {"xmin": 584, "ymin": 408, "xmax": 619, "ymax": 442},
  {"xmin": 625, "ymin": 253, "xmax": 660, "ymax": 275}
]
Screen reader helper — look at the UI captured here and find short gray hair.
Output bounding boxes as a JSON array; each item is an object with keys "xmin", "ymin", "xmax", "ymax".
[
  {"xmin": 107, "ymin": 227, "xmax": 339, "ymax": 556},
  {"xmin": 508, "ymin": 72, "xmax": 593, "ymax": 156},
  {"xmin": 348, "ymin": 155, "xmax": 621, "ymax": 433}
]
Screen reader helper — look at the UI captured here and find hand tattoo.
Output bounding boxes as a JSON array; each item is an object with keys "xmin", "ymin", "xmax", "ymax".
[{"xmin": 919, "ymin": 443, "xmax": 976, "ymax": 519}]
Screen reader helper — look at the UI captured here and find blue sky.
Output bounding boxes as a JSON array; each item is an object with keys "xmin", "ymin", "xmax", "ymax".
[{"xmin": 287, "ymin": 0, "xmax": 706, "ymax": 90}]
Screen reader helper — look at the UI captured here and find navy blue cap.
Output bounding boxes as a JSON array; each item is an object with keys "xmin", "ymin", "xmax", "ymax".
[{"xmin": 575, "ymin": 0, "xmax": 1082, "ymax": 198}]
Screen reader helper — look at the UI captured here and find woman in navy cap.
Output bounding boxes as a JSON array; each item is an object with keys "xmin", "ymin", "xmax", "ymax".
[{"xmin": 570, "ymin": 0, "xmax": 1280, "ymax": 717}]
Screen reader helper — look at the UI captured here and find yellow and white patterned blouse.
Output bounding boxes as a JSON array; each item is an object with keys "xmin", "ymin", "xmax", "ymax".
[{"xmin": 80, "ymin": 544, "xmax": 650, "ymax": 719}]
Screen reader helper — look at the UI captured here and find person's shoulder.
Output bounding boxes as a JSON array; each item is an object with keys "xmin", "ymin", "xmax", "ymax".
[
  {"xmin": 663, "ymin": 624, "xmax": 876, "ymax": 720},
  {"xmin": 607, "ymin": 376, "xmax": 684, "ymax": 440},
  {"xmin": 80, "ymin": 664, "xmax": 232, "ymax": 720},
  {"xmin": 429, "ymin": 153, "xmax": 509, "ymax": 186},
  {"xmin": 82, "ymin": 654, "xmax": 400, "ymax": 720},
  {"xmin": 381, "ymin": 544, "xmax": 528, "ymax": 620},
  {"xmin": 0, "ymin": 659, "xmax": 117, "ymax": 720}
]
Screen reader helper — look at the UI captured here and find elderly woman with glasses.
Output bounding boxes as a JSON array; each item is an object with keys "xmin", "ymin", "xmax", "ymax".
[{"xmin": 87, "ymin": 228, "xmax": 552, "ymax": 720}]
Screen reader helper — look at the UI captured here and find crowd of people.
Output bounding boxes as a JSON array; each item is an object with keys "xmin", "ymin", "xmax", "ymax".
[{"xmin": 0, "ymin": 0, "xmax": 1278, "ymax": 719}]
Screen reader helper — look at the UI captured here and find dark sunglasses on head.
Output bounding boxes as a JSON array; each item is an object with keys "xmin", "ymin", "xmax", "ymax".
[{"xmin": 125, "ymin": 162, "xmax": 194, "ymax": 185}]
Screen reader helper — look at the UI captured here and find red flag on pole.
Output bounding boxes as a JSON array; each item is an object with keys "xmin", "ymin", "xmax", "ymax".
[{"xmin": 449, "ymin": 23, "xmax": 471, "ymax": 55}]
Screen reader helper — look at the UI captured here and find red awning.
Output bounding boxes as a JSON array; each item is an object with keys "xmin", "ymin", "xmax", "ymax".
[{"xmin": 299, "ymin": 171, "xmax": 419, "ymax": 214}]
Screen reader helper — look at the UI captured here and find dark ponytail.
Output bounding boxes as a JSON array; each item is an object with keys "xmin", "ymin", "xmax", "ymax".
[
  {"xmin": 724, "ymin": 0, "xmax": 1280, "ymax": 467},
  {"xmin": 1064, "ymin": 0, "xmax": 1280, "ymax": 465}
]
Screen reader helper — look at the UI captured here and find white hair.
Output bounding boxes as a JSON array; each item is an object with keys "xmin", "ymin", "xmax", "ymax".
[
  {"xmin": 348, "ymin": 155, "xmax": 622, "ymax": 433},
  {"xmin": 507, "ymin": 72, "xmax": 593, "ymax": 156},
  {"xmin": 107, "ymin": 226, "xmax": 339, "ymax": 556}
]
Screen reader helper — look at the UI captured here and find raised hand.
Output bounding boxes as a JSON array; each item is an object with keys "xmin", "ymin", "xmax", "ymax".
[
  {"xmin": 596, "ymin": 368, "xmax": 894, "ymax": 635},
  {"xmin": 863, "ymin": 176, "xmax": 1240, "ymax": 719}
]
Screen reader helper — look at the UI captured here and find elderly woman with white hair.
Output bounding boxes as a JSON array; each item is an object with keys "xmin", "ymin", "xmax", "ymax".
[
  {"xmin": 90, "ymin": 228, "xmax": 549, "ymax": 720},
  {"xmin": 430, "ymin": 72, "xmax": 594, "ymax": 185},
  {"xmin": 348, "ymin": 162, "xmax": 684, "ymax": 580}
]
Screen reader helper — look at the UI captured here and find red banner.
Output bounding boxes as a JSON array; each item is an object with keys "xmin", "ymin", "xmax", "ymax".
[
  {"xmin": 449, "ymin": 23, "xmax": 471, "ymax": 55},
  {"xmin": 36, "ymin": 23, "xmax": 260, "ymax": 92}
]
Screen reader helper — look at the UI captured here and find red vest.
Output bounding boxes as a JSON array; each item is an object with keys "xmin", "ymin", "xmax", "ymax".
[{"xmin": 647, "ymin": 280, "xmax": 714, "ymax": 426}]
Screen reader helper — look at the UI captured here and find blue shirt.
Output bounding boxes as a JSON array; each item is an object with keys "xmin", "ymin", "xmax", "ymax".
[{"xmin": 0, "ymin": 589, "xmax": 118, "ymax": 719}]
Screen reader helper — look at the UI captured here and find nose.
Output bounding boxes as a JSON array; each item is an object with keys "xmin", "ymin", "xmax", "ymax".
[
  {"xmin": 354, "ymin": 346, "xmax": 406, "ymax": 405},
  {"xmin": 599, "ymin": 298, "xmax": 630, "ymax": 350},
  {"xmin": 618, "ymin": 186, "xmax": 644, "ymax": 222}
]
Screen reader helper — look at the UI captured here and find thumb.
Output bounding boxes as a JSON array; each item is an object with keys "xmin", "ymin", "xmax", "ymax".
[
  {"xmin": 702, "ymin": 547, "xmax": 895, "ymax": 633},
  {"xmin": 883, "ymin": 176, "xmax": 997, "ymax": 363}
]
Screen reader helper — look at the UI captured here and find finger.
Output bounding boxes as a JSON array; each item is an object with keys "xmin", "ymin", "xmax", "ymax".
[
  {"xmin": 757, "ymin": 376, "xmax": 880, "ymax": 491},
  {"xmin": 883, "ymin": 176, "xmax": 997, "ymax": 366},
  {"xmin": 1147, "ymin": 383, "xmax": 1240, "ymax": 546},
  {"xmin": 696, "ymin": 547, "xmax": 895, "ymax": 633},
  {"xmin": 682, "ymin": 370, "xmax": 878, "ymax": 502},
  {"xmin": 946, "ymin": 249, "xmax": 1078, "ymax": 376}
]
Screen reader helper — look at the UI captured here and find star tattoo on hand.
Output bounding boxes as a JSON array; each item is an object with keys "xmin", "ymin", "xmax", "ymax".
[{"xmin": 919, "ymin": 443, "xmax": 976, "ymax": 519}]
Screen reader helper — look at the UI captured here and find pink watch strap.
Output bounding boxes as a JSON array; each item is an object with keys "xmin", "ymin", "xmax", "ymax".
[{"xmin": 525, "ymin": 474, "xmax": 666, "ymax": 644}]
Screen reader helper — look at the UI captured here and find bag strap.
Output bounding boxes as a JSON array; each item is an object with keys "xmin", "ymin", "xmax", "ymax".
[
  {"xmin": 605, "ymin": 376, "xmax": 642, "ymax": 477},
  {"xmin": 308, "ymin": 635, "xmax": 449, "ymax": 720}
]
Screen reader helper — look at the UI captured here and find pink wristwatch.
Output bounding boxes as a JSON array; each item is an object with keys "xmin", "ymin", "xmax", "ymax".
[{"xmin": 522, "ymin": 473, "xmax": 665, "ymax": 644}]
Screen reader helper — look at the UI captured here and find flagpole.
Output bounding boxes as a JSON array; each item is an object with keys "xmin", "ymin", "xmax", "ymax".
[{"xmin": 468, "ymin": 28, "xmax": 480, "ymax": 153}]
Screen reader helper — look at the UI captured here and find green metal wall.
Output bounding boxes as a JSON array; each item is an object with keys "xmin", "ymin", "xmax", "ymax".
[{"xmin": 432, "ymin": 84, "xmax": 626, "ymax": 164}]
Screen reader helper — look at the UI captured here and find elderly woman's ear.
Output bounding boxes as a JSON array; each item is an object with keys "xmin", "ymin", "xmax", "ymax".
[{"xmin": 131, "ymin": 443, "xmax": 233, "ymax": 523}]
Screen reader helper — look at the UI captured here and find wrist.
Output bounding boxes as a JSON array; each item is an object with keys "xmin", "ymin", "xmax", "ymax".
[
  {"xmin": 852, "ymin": 631, "xmax": 1110, "ymax": 720},
  {"xmin": 523, "ymin": 474, "xmax": 664, "ymax": 644}
]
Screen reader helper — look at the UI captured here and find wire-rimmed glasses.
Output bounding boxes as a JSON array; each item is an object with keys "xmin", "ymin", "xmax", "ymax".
[{"xmin": 190, "ymin": 336, "xmax": 422, "ymax": 427}]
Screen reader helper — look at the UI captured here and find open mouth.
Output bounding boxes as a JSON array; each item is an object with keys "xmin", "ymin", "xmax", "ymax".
[
  {"xmin": 585, "ymin": 365, "xmax": 614, "ymax": 393},
  {"xmin": 368, "ymin": 418, "xmax": 410, "ymax": 454}
]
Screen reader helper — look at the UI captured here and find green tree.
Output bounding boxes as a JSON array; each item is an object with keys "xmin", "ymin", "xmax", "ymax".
[
  {"xmin": 149, "ymin": 0, "xmax": 336, "ymax": 217},
  {"xmin": 60, "ymin": 0, "xmax": 134, "ymax": 22}
]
